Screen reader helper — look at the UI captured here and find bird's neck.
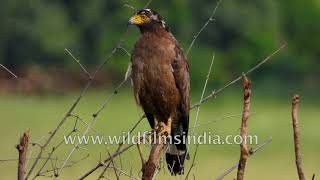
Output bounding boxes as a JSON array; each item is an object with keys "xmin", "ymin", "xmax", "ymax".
[{"xmin": 139, "ymin": 23, "xmax": 169, "ymax": 36}]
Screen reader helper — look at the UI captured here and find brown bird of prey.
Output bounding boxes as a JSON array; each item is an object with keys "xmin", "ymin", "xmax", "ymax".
[{"xmin": 128, "ymin": 9, "xmax": 190, "ymax": 175}]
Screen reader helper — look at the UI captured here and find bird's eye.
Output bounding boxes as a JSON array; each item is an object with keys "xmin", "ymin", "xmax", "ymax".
[{"xmin": 141, "ymin": 15, "xmax": 147, "ymax": 21}]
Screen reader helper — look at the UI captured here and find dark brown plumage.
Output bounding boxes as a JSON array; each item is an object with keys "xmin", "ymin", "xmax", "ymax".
[{"xmin": 128, "ymin": 9, "xmax": 190, "ymax": 175}]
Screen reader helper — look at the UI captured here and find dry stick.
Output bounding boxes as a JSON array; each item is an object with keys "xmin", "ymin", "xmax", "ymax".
[
  {"xmin": 96, "ymin": 116, "xmax": 145, "ymax": 179},
  {"xmin": 185, "ymin": 53, "xmax": 215, "ymax": 180},
  {"xmin": 102, "ymin": 165, "xmax": 139, "ymax": 180},
  {"xmin": 57, "ymin": 77, "xmax": 129, "ymax": 177},
  {"xmin": 292, "ymin": 95, "xmax": 306, "ymax": 180},
  {"xmin": 25, "ymin": 33, "xmax": 127, "ymax": 179},
  {"xmin": 79, "ymin": 144, "xmax": 135, "ymax": 180},
  {"xmin": 97, "ymin": 148, "xmax": 120, "ymax": 180},
  {"xmin": 184, "ymin": 144, "xmax": 199, "ymax": 180},
  {"xmin": 191, "ymin": 42, "xmax": 287, "ymax": 110},
  {"xmin": 143, "ymin": 0, "xmax": 153, "ymax": 9},
  {"xmin": 38, "ymin": 154, "xmax": 89, "ymax": 176},
  {"xmin": 78, "ymin": 116, "xmax": 145, "ymax": 179},
  {"xmin": 216, "ymin": 137, "xmax": 272, "ymax": 180},
  {"xmin": 0, "ymin": 64, "xmax": 18, "ymax": 78},
  {"xmin": 137, "ymin": 143, "xmax": 146, "ymax": 166},
  {"xmin": 17, "ymin": 130, "xmax": 30, "ymax": 180},
  {"xmin": 65, "ymin": 49, "xmax": 92, "ymax": 79},
  {"xmin": 186, "ymin": 0, "xmax": 222, "ymax": 56},
  {"xmin": 236, "ymin": 75, "xmax": 251, "ymax": 180},
  {"xmin": 32, "ymin": 113, "xmax": 82, "ymax": 179},
  {"xmin": 142, "ymin": 136, "xmax": 165, "ymax": 180}
]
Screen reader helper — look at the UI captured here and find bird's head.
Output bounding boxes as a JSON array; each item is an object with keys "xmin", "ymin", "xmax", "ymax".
[{"xmin": 128, "ymin": 9, "xmax": 169, "ymax": 32}]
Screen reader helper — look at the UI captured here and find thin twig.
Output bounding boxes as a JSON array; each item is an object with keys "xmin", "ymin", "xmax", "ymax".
[
  {"xmin": 236, "ymin": 75, "xmax": 251, "ymax": 180},
  {"xmin": 143, "ymin": 0, "xmax": 153, "ymax": 9},
  {"xmin": 191, "ymin": 42, "xmax": 287, "ymax": 110},
  {"xmin": 17, "ymin": 130, "xmax": 29, "ymax": 180},
  {"xmin": 185, "ymin": 53, "xmax": 215, "ymax": 179},
  {"xmin": 216, "ymin": 137, "xmax": 272, "ymax": 180},
  {"xmin": 184, "ymin": 144, "xmax": 199, "ymax": 180},
  {"xmin": 137, "ymin": 143, "xmax": 146, "ymax": 165},
  {"xmin": 26, "ymin": 30, "xmax": 129, "ymax": 179},
  {"xmin": 292, "ymin": 95, "xmax": 306, "ymax": 180},
  {"xmin": 78, "ymin": 116, "xmax": 145, "ymax": 179},
  {"xmin": 65, "ymin": 48, "xmax": 92, "ymax": 79},
  {"xmin": 186, "ymin": 0, "xmax": 222, "ymax": 55},
  {"xmin": 58, "ymin": 77, "xmax": 129, "ymax": 176},
  {"xmin": 0, "ymin": 64, "xmax": 18, "ymax": 78}
]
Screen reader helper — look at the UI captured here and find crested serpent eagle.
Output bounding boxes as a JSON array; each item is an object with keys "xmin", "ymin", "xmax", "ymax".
[{"xmin": 128, "ymin": 9, "xmax": 190, "ymax": 175}]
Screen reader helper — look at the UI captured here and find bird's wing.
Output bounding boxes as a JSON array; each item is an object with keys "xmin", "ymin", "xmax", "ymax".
[{"xmin": 172, "ymin": 45, "xmax": 190, "ymax": 134}]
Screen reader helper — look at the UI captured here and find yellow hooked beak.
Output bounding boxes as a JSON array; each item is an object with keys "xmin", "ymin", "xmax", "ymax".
[{"xmin": 128, "ymin": 15, "xmax": 147, "ymax": 25}]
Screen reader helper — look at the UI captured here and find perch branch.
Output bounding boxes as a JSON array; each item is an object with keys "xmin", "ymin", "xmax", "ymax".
[
  {"xmin": 142, "ymin": 136, "xmax": 165, "ymax": 180},
  {"xmin": 291, "ymin": 95, "xmax": 306, "ymax": 180},
  {"xmin": 236, "ymin": 75, "xmax": 251, "ymax": 180},
  {"xmin": 17, "ymin": 130, "xmax": 29, "ymax": 180}
]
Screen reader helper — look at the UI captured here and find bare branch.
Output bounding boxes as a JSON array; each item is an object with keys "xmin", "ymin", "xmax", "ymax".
[
  {"xmin": 65, "ymin": 48, "xmax": 92, "ymax": 79},
  {"xmin": 291, "ymin": 95, "xmax": 306, "ymax": 180},
  {"xmin": 143, "ymin": 0, "xmax": 153, "ymax": 9},
  {"xmin": 191, "ymin": 42, "xmax": 287, "ymax": 110},
  {"xmin": 216, "ymin": 137, "xmax": 272, "ymax": 180},
  {"xmin": 186, "ymin": 53, "xmax": 215, "ymax": 179},
  {"xmin": 58, "ymin": 77, "xmax": 129, "ymax": 175},
  {"xmin": 17, "ymin": 130, "xmax": 29, "ymax": 180},
  {"xmin": 186, "ymin": 0, "xmax": 222, "ymax": 55},
  {"xmin": 0, "ymin": 64, "xmax": 18, "ymax": 78},
  {"xmin": 137, "ymin": 143, "xmax": 146, "ymax": 166},
  {"xmin": 236, "ymin": 75, "xmax": 251, "ymax": 180},
  {"xmin": 26, "ymin": 30, "xmax": 129, "ymax": 179},
  {"xmin": 78, "ymin": 114, "xmax": 145, "ymax": 179},
  {"xmin": 142, "ymin": 136, "xmax": 165, "ymax": 180},
  {"xmin": 184, "ymin": 144, "xmax": 199, "ymax": 180}
]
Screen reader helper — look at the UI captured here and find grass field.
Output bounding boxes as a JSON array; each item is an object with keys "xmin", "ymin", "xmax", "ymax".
[{"xmin": 0, "ymin": 87, "xmax": 319, "ymax": 179}]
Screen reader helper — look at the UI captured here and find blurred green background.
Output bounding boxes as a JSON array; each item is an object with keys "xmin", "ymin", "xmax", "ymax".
[{"xmin": 0, "ymin": 0, "xmax": 319, "ymax": 179}]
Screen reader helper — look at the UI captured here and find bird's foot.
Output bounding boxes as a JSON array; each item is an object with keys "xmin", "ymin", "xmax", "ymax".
[{"xmin": 155, "ymin": 121, "xmax": 171, "ymax": 137}]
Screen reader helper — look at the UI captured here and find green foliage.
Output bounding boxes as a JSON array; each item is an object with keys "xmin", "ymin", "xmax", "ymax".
[{"xmin": 0, "ymin": 0, "xmax": 319, "ymax": 90}]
